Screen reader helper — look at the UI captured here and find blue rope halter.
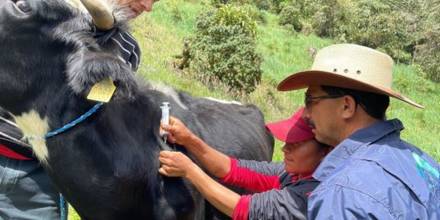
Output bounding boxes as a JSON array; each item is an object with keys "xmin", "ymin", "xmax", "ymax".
[
  {"xmin": 45, "ymin": 102, "xmax": 104, "ymax": 139},
  {"xmin": 44, "ymin": 102, "xmax": 104, "ymax": 220}
]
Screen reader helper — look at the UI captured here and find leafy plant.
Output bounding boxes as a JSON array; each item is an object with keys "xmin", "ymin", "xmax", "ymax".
[
  {"xmin": 308, "ymin": 0, "xmax": 413, "ymax": 63},
  {"xmin": 278, "ymin": 5, "xmax": 303, "ymax": 32},
  {"xmin": 414, "ymin": 28, "xmax": 440, "ymax": 82},
  {"xmin": 188, "ymin": 5, "xmax": 263, "ymax": 94}
]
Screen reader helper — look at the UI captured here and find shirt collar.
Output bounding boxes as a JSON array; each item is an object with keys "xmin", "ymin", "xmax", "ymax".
[
  {"xmin": 313, "ymin": 119, "xmax": 404, "ymax": 181},
  {"xmin": 290, "ymin": 172, "xmax": 314, "ymax": 183}
]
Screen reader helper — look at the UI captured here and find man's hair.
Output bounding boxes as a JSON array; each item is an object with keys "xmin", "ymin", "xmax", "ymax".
[{"xmin": 321, "ymin": 86, "xmax": 389, "ymax": 120}]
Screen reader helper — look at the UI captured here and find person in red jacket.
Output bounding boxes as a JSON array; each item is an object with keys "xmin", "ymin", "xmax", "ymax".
[{"xmin": 159, "ymin": 107, "xmax": 333, "ymax": 220}]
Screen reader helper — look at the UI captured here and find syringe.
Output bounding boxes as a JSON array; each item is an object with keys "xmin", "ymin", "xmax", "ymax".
[{"xmin": 160, "ymin": 102, "xmax": 170, "ymax": 143}]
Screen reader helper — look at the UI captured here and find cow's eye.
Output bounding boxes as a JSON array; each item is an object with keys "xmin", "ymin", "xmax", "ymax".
[{"xmin": 16, "ymin": 0, "xmax": 31, "ymax": 13}]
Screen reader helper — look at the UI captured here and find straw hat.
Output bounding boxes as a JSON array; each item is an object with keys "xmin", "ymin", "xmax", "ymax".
[{"xmin": 277, "ymin": 44, "xmax": 423, "ymax": 108}]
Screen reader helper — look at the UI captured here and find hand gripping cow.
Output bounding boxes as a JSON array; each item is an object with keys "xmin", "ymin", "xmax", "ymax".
[{"xmin": 0, "ymin": 0, "xmax": 273, "ymax": 219}]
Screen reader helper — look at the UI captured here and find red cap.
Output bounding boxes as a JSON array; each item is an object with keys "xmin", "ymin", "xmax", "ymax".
[{"xmin": 265, "ymin": 107, "xmax": 314, "ymax": 143}]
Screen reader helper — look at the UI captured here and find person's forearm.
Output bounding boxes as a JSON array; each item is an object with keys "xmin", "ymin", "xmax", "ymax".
[
  {"xmin": 185, "ymin": 134, "xmax": 231, "ymax": 178},
  {"xmin": 186, "ymin": 163, "xmax": 240, "ymax": 217}
]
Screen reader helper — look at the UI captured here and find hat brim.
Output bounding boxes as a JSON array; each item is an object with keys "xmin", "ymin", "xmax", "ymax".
[
  {"xmin": 266, "ymin": 117, "xmax": 314, "ymax": 143},
  {"xmin": 277, "ymin": 70, "xmax": 424, "ymax": 109},
  {"xmin": 265, "ymin": 107, "xmax": 315, "ymax": 143}
]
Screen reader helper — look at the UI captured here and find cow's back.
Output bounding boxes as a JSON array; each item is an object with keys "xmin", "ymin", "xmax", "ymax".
[{"xmin": 177, "ymin": 92, "xmax": 274, "ymax": 161}]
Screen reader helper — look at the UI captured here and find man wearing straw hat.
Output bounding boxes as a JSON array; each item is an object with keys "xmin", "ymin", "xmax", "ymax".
[{"xmin": 277, "ymin": 43, "xmax": 440, "ymax": 219}]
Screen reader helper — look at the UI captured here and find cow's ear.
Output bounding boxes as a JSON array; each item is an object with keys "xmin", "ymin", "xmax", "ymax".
[{"xmin": 66, "ymin": 50, "xmax": 138, "ymax": 100}]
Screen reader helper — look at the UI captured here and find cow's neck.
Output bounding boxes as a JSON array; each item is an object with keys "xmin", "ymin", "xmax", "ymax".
[{"xmin": 12, "ymin": 86, "xmax": 95, "ymax": 163}]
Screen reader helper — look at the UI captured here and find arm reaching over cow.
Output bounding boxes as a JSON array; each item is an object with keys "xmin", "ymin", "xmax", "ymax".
[
  {"xmin": 160, "ymin": 108, "xmax": 333, "ymax": 220},
  {"xmin": 161, "ymin": 116, "xmax": 232, "ymax": 178}
]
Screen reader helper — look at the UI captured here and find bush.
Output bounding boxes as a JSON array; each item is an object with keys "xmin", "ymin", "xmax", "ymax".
[
  {"xmin": 211, "ymin": 0, "xmax": 282, "ymax": 11},
  {"xmin": 343, "ymin": 1, "xmax": 413, "ymax": 63},
  {"xmin": 278, "ymin": 5, "xmax": 303, "ymax": 32},
  {"xmin": 309, "ymin": 0, "xmax": 413, "ymax": 63},
  {"xmin": 277, "ymin": 0, "xmax": 325, "ymax": 33},
  {"xmin": 407, "ymin": 0, "xmax": 440, "ymax": 82},
  {"xmin": 270, "ymin": 0, "xmax": 289, "ymax": 13},
  {"xmin": 207, "ymin": 1, "xmax": 269, "ymax": 23},
  {"xmin": 188, "ymin": 5, "xmax": 263, "ymax": 94},
  {"xmin": 311, "ymin": 0, "xmax": 348, "ymax": 38},
  {"xmin": 414, "ymin": 28, "xmax": 440, "ymax": 82},
  {"xmin": 276, "ymin": 0, "xmax": 439, "ymax": 81},
  {"xmin": 240, "ymin": 4, "xmax": 267, "ymax": 24}
]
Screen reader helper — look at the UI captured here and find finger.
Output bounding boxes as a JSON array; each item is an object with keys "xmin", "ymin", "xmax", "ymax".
[
  {"xmin": 170, "ymin": 117, "xmax": 185, "ymax": 128},
  {"xmin": 159, "ymin": 151, "xmax": 173, "ymax": 160},
  {"xmin": 174, "ymin": 151, "xmax": 184, "ymax": 158},
  {"xmin": 159, "ymin": 165, "xmax": 180, "ymax": 176},
  {"xmin": 167, "ymin": 135, "xmax": 177, "ymax": 143},
  {"xmin": 161, "ymin": 123, "xmax": 171, "ymax": 130},
  {"xmin": 158, "ymin": 156, "xmax": 174, "ymax": 166},
  {"xmin": 158, "ymin": 167, "xmax": 169, "ymax": 176},
  {"xmin": 159, "ymin": 151, "xmax": 181, "ymax": 161},
  {"xmin": 159, "ymin": 150, "xmax": 173, "ymax": 157},
  {"xmin": 169, "ymin": 116, "xmax": 177, "ymax": 124},
  {"xmin": 158, "ymin": 155, "xmax": 167, "ymax": 163}
]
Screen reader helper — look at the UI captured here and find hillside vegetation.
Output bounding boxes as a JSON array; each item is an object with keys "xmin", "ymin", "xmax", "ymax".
[{"xmin": 132, "ymin": 0, "xmax": 439, "ymax": 161}]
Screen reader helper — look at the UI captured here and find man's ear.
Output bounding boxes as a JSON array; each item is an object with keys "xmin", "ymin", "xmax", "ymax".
[{"xmin": 341, "ymin": 95, "xmax": 357, "ymax": 119}]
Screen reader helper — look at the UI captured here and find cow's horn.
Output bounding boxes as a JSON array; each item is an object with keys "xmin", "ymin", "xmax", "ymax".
[{"xmin": 79, "ymin": 0, "xmax": 114, "ymax": 31}]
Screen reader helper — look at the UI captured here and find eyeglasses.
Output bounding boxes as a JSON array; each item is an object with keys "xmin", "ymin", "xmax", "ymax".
[{"xmin": 304, "ymin": 95, "xmax": 343, "ymax": 109}]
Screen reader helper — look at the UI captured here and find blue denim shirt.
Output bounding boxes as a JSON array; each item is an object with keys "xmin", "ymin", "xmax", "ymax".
[{"xmin": 308, "ymin": 119, "xmax": 440, "ymax": 220}]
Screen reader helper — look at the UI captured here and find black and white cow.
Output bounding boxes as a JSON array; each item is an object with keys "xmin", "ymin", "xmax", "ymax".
[{"xmin": 0, "ymin": 0, "xmax": 274, "ymax": 219}]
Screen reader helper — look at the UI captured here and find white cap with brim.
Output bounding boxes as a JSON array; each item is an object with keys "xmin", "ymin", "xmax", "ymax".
[{"xmin": 277, "ymin": 44, "xmax": 424, "ymax": 109}]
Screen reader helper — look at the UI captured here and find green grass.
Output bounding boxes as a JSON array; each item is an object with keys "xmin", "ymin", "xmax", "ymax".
[
  {"xmin": 256, "ymin": 12, "xmax": 332, "ymax": 82},
  {"xmin": 69, "ymin": 1, "xmax": 439, "ymax": 218}
]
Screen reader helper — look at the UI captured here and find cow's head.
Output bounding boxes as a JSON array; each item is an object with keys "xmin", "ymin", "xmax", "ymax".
[{"xmin": 0, "ymin": 0, "xmax": 137, "ymax": 114}]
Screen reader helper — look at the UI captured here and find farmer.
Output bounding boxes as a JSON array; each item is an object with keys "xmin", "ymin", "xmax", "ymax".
[
  {"xmin": 0, "ymin": 0, "xmax": 157, "ymax": 219},
  {"xmin": 276, "ymin": 43, "xmax": 440, "ymax": 219},
  {"xmin": 159, "ymin": 107, "xmax": 333, "ymax": 219}
]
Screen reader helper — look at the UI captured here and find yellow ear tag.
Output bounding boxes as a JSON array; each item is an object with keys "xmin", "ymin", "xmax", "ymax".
[{"xmin": 86, "ymin": 77, "xmax": 116, "ymax": 103}]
